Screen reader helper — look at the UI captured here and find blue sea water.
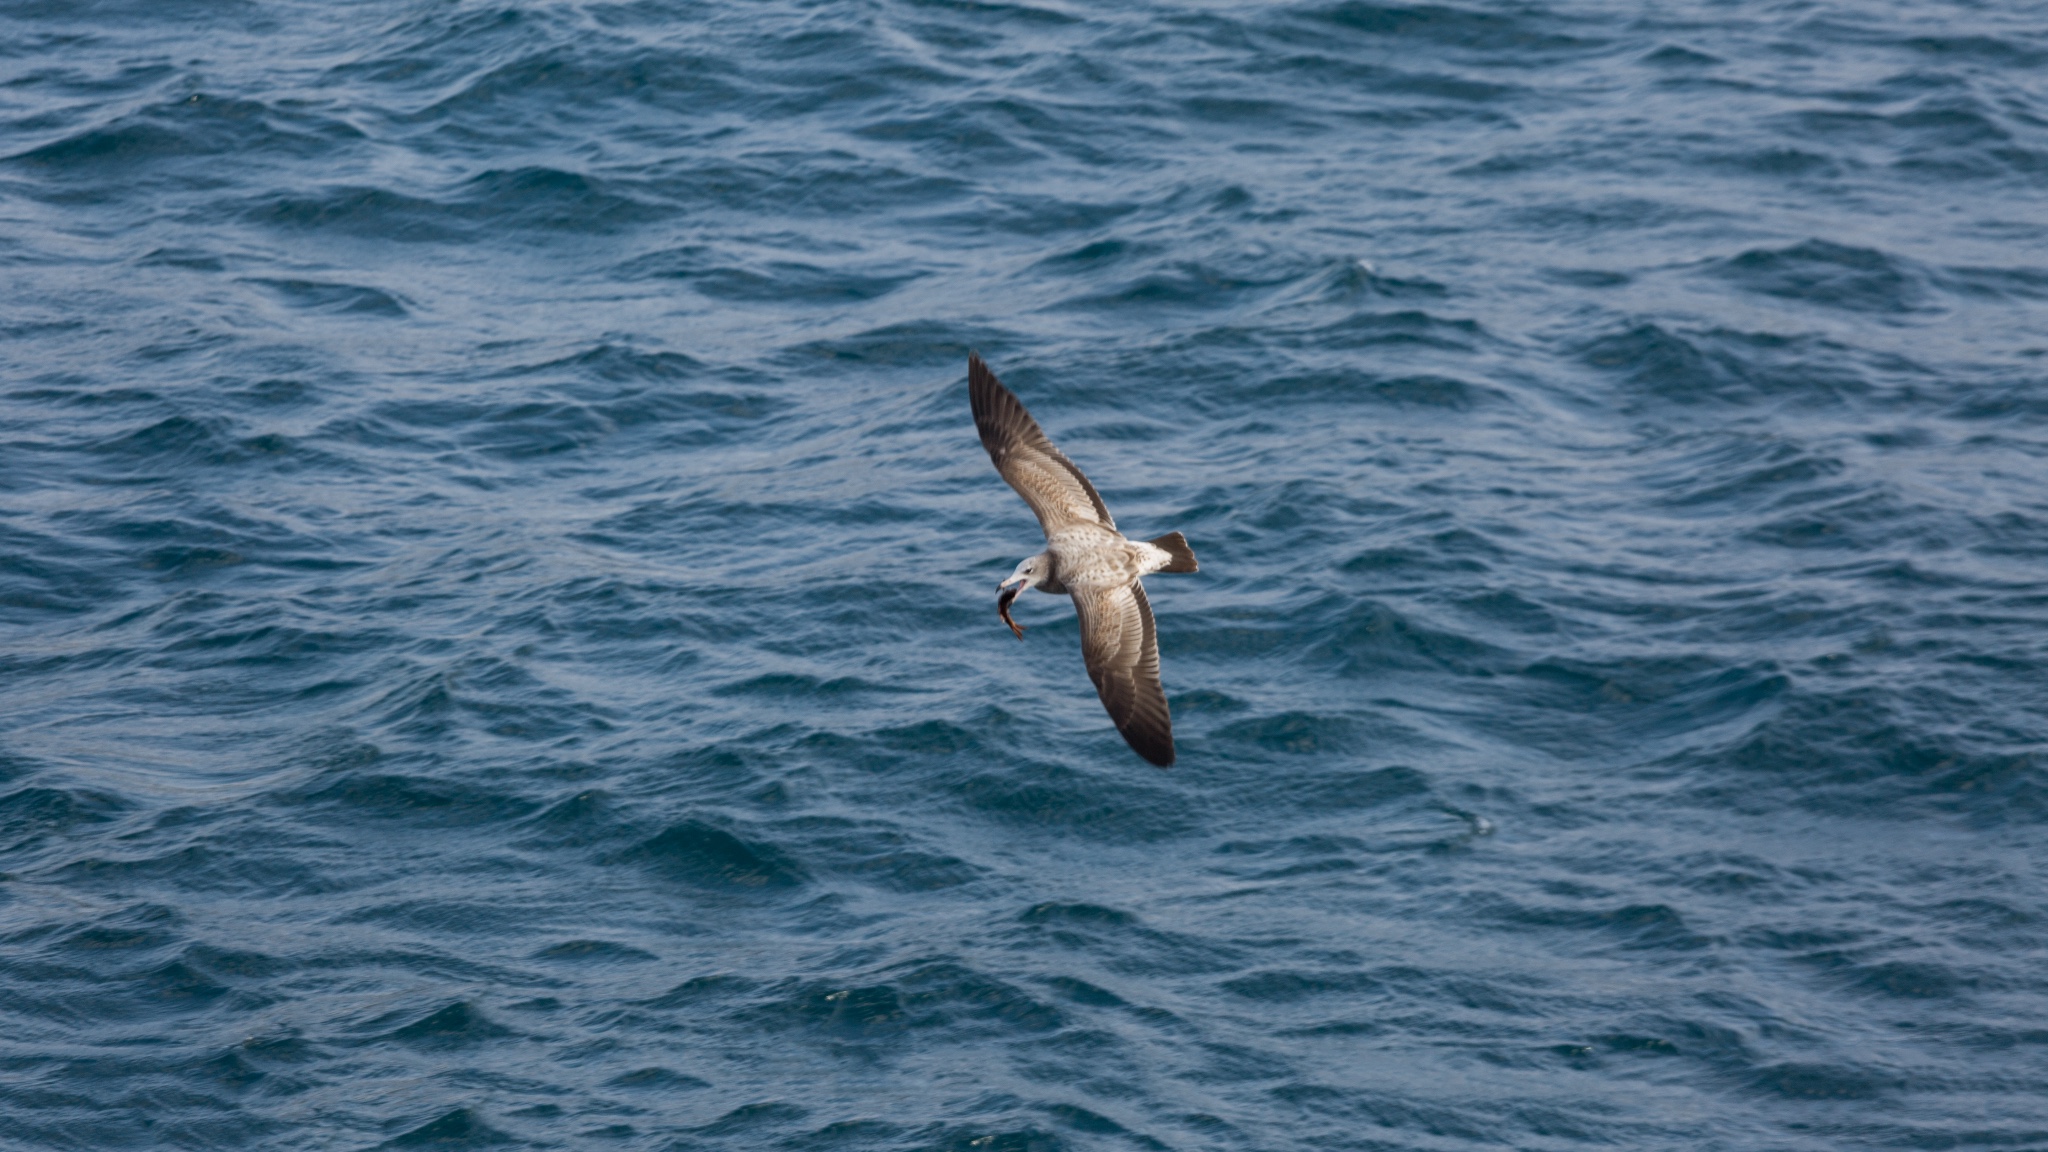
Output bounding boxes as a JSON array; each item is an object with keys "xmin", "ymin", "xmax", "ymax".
[{"xmin": 3, "ymin": 0, "xmax": 2047, "ymax": 1147}]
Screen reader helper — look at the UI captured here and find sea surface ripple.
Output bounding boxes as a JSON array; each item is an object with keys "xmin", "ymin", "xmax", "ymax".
[{"xmin": 2, "ymin": 1, "xmax": 2046, "ymax": 1148}]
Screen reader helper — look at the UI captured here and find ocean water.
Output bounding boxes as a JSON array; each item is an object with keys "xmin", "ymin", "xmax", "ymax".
[{"xmin": 3, "ymin": 0, "xmax": 2046, "ymax": 1148}]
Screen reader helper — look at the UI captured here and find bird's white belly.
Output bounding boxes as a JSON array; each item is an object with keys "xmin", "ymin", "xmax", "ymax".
[{"xmin": 1048, "ymin": 526, "xmax": 1153, "ymax": 588}]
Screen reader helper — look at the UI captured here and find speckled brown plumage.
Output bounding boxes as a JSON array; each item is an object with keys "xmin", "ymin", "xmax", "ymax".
[{"xmin": 970, "ymin": 353, "xmax": 1196, "ymax": 768}]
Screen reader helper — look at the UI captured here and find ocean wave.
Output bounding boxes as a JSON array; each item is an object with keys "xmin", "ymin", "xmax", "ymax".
[{"xmin": 2, "ymin": 0, "xmax": 2045, "ymax": 1147}]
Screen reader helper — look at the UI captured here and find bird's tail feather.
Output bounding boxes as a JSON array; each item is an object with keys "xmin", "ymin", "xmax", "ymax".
[{"xmin": 1148, "ymin": 532, "xmax": 1198, "ymax": 574}]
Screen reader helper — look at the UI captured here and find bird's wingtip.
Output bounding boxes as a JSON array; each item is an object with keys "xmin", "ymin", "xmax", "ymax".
[{"xmin": 1126, "ymin": 728, "xmax": 1175, "ymax": 767}]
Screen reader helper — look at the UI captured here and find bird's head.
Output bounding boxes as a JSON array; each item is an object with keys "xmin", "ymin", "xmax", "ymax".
[{"xmin": 999, "ymin": 552, "xmax": 1051, "ymax": 593}]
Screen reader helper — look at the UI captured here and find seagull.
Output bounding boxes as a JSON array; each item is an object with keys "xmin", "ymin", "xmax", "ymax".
[{"xmin": 969, "ymin": 353, "xmax": 1198, "ymax": 767}]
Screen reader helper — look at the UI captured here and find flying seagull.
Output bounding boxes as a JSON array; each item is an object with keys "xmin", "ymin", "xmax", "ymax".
[{"xmin": 969, "ymin": 353, "xmax": 1198, "ymax": 767}]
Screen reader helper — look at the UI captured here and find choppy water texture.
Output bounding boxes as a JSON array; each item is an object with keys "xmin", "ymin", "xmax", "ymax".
[{"xmin": 4, "ymin": 0, "xmax": 2047, "ymax": 1148}]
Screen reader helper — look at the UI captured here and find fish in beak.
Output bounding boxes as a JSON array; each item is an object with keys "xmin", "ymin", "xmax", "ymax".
[{"xmin": 996, "ymin": 581, "xmax": 1026, "ymax": 639}]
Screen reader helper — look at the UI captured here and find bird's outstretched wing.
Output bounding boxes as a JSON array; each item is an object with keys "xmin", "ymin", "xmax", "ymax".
[
  {"xmin": 969, "ymin": 353, "xmax": 1115, "ymax": 536},
  {"xmin": 1071, "ymin": 580, "xmax": 1174, "ymax": 767}
]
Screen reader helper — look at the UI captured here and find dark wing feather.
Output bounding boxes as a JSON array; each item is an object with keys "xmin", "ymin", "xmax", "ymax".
[
  {"xmin": 1072, "ymin": 580, "xmax": 1174, "ymax": 767},
  {"xmin": 969, "ymin": 353, "xmax": 1115, "ymax": 535}
]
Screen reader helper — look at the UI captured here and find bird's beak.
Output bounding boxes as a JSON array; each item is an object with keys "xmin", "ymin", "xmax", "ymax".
[{"xmin": 998, "ymin": 574, "xmax": 1025, "ymax": 592}]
